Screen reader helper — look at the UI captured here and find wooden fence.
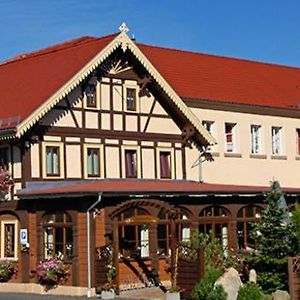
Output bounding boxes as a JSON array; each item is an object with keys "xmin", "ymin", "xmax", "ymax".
[
  {"xmin": 289, "ymin": 256, "xmax": 300, "ymax": 300},
  {"xmin": 177, "ymin": 248, "xmax": 205, "ymax": 299}
]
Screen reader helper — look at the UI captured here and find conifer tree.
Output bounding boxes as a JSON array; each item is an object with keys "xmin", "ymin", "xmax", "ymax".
[{"xmin": 247, "ymin": 181, "xmax": 296, "ymax": 293}]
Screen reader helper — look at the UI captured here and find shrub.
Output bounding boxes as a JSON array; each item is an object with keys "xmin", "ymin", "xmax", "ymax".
[
  {"xmin": 192, "ymin": 266, "xmax": 226, "ymax": 300},
  {"xmin": 237, "ymin": 282, "xmax": 264, "ymax": 300},
  {"xmin": 0, "ymin": 260, "xmax": 17, "ymax": 282},
  {"xmin": 36, "ymin": 258, "xmax": 69, "ymax": 287}
]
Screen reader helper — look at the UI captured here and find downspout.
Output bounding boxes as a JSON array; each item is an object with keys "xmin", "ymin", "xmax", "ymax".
[{"xmin": 87, "ymin": 192, "xmax": 102, "ymax": 298}]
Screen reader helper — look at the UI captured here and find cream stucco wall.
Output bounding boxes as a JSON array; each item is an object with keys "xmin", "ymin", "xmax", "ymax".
[{"xmin": 188, "ymin": 107, "xmax": 300, "ymax": 187}]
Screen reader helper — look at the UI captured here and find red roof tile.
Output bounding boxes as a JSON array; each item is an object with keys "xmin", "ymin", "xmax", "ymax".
[
  {"xmin": 1, "ymin": 33, "xmax": 300, "ymax": 131},
  {"xmin": 139, "ymin": 44, "xmax": 300, "ymax": 109},
  {"xmin": 0, "ymin": 34, "xmax": 117, "ymax": 128},
  {"xmin": 17, "ymin": 179, "xmax": 300, "ymax": 198}
]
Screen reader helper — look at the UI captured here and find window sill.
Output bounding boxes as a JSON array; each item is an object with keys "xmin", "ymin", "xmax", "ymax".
[
  {"xmin": 224, "ymin": 152, "xmax": 242, "ymax": 158},
  {"xmin": 250, "ymin": 154, "xmax": 267, "ymax": 159},
  {"xmin": 271, "ymin": 155, "xmax": 287, "ymax": 160}
]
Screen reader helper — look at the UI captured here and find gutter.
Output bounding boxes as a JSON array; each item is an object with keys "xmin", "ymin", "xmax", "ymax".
[{"xmin": 87, "ymin": 192, "xmax": 102, "ymax": 298}]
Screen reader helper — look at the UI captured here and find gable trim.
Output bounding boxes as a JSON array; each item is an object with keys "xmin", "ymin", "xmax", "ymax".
[{"xmin": 8, "ymin": 32, "xmax": 215, "ymax": 147}]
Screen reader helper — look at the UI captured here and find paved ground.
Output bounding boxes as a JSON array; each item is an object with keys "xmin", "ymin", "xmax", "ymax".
[{"xmin": 0, "ymin": 294, "xmax": 99, "ymax": 300}]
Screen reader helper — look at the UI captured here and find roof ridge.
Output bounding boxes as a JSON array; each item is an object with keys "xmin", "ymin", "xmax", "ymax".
[
  {"xmin": 138, "ymin": 42, "xmax": 300, "ymax": 72},
  {"xmin": 0, "ymin": 33, "xmax": 118, "ymax": 67}
]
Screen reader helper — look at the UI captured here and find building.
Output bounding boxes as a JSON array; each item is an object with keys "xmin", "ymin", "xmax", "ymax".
[{"xmin": 0, "ymin": 24, "xmax": 300, "ymax": 291}]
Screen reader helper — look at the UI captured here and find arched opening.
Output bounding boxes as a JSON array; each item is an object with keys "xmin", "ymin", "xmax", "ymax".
[{"xmin": 199, "ymin": 206, "xmax": 230, "ymax": 250}]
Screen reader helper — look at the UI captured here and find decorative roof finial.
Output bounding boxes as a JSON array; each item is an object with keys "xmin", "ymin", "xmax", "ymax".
[{"xmin": 119, "ymin": 22, "xmax": 129, "ymax": 34}]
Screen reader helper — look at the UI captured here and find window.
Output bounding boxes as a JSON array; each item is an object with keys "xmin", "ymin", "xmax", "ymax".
[
  {"xmin": 237, "ymin": 206, "xmax": 262, "ymax": 250},
  {"xmin": 199, "ymin": 206, "xmax": 230, "ymax": 250},
  {"xmin": 202, "ymin": 121, "xmax": 215, "ymax": 152},
  {"xmin": 0, "ymin": 148, "xmax": 8, "ymax": 170},
  {"xmin": 159, "ymin": 151, "xmax": 171, "ymax": 179},
  {"xmin": 43, "ymin": 212, "xmax": 73, "ymax": 260},
  {"xmin": 126, "ymin": 88, "xmax": 136, "ymax": 111},
  {"xmin": 251, "ymin": 125, "xmax": 262, "ymax": 154},
  {"xmin": 87, "ymin": 148, "xmax": 100, "ymax": 177},
  {"xmin": 46, "ymin": 146, "xmax": 60, "ymax": 176},
  {"xmin": 1, "ymin": 221, "xmax": 17, "ymax": 259},
  {"xmin": 296, "ymin": 129, "xmax": 300, "ymax": 155},
  {"xmin": 125, "ymin": 150, "xmax": 137, "ymax": 178},
  {"xmin": 157, "ymin": 209, "xmax": 170, "ymax": 256},
  {"xmin": 225, "ymin": 123, "xmax": 236, "ymax": 152},
  {"xmin": 85, "ymin": 85, "xmax": 97, "ymax": 108},
  {"xmin": 271, "ymin": 126, "xmax": 282, "ymax": 155}
]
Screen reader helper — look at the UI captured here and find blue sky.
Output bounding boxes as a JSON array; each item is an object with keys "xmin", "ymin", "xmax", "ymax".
[{"xmin": 1, "ymin": 0, "xmax": 300, "ymax": 67}]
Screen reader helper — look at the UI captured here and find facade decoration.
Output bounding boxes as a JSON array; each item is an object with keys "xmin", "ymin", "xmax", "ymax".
[{"xmin": 0, "ymin": 25, "xmax": 299, "ymax": 295}]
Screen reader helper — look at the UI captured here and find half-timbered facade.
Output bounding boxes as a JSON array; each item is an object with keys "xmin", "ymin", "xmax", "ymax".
[{"xmin": 1, "ymin": 25, "xmax": 300, "ymax": 292}]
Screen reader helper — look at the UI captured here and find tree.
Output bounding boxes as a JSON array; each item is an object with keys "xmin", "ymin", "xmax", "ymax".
[
  {"xmin": 0, "ymin": 167, "xmax": 13, "ymax": 200},
  {"xmin": 292, "ymin": 201, "xmax": 300, "ymax": 254},
  {"xmin": 246, "ymin": 181, "xmax": 297, "ymax": 293}
]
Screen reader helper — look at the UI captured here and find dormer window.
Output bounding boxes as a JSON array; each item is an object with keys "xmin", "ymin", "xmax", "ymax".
[
  {"xmin": 126, "ymin": 88, "xmax": 136, "ymax": 111},
  {"xmin": 85, "ymin": 85, "xmax": 96, "ymax": 108}
]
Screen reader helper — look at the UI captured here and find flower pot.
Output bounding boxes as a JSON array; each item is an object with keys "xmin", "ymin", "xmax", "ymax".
[
  {"xmin": 101, "ymin": 289, "xmax": 115, "ymax": 299},
  {"xmin": 166, "ymin": 291, "xmax": 180, "ymax": 300}
]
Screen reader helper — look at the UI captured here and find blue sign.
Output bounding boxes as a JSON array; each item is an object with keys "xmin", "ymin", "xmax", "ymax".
[{"xmin": 20, "ymin": 229, "xmax": 28, "ymax": 245}]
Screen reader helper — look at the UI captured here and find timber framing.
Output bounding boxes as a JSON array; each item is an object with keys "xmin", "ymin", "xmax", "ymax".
[{"xmin": 0, "ymin": 32, "xmax": 216, "ymax": 149}]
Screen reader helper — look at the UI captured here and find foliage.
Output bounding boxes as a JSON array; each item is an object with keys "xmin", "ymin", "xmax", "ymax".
[
  {"xmin": 237, "ymin": 282, "xmax": 264, "ymax": 300},
  {"xmin": 36, "ymin": 258, "xmax": 69, "ymax": 287},
  {"xmin": 246, "ymin": 182, "xmax": 297, "ymax": 294},
  {"xmin": 292, "ymin": 201, "xmax": 300, "ymax": 254},
  {"xmin": 0, "ymin": 168, "xmax": 13, "ymax": 199},
  {"xmin": 192, "ymin": 266, "xmax": 226, "ymax": 300},
  {"xmin": 0, "ymin": 260, "xmax": 17, "ymax": 282},
  {"xmin": 180, "ymin": 230, "xmax": 236, "ymax": 271}
]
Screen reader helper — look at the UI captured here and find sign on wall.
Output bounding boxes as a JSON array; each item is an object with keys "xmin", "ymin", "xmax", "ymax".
[{"xmin": 20, "ymin": 229, "xmax": 28, "ymax": 245}]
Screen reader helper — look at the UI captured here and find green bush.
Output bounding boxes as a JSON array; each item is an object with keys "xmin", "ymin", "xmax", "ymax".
[
  {"xmin": 192, "ymin": 266, "xmax": 226, "ymax": 300},
  {"xmin": 237, "ymin": 282, "xmax": 264, "ymax": 300}
]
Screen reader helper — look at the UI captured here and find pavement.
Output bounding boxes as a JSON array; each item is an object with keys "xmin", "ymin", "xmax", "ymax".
[{"xmin": 0, "ymin": 295, "xmax": 99, "ymax": 300}]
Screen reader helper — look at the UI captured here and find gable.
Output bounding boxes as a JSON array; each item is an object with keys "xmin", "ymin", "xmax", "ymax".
[{"xmin": 0, "ymin": 31, "xmax": 215, "ymax": 148}]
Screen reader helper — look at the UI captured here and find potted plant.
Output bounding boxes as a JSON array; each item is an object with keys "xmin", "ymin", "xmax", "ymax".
[
  {"xmin": 0, "ymin": 260, "xmax": 17, "ymax": 282},
  {"xmin": 96, "ymin": 245, "xmax": 116, "ymax": 299},
  {"xmin": 36, "ymin": 258, "xmax": 69, "ymax": 290}
]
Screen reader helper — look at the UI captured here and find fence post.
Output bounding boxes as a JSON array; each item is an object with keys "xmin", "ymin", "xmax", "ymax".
[{"xmin": 288, "ymin": 257, "xmax": 294, "ymax": 300}]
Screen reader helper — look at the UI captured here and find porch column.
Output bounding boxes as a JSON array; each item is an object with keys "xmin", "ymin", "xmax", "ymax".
[
  {"xmin": 112, "ymin": 217, "xmax": 119, "ymax": 294},
  {"xmin": 149, "ymin": 223, "xmax": 159, "ymax": 275}
]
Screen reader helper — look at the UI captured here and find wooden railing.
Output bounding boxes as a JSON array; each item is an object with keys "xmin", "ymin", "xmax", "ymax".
[{"xmin": 289, "ymin": 256, "xmax": 300, "ymax": 300}]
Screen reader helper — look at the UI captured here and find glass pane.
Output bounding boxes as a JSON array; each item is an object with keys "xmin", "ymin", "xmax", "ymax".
[
  {"xmin": 44, "ymin": 227, "xmax": 54, "ymax": 258},
  {"xmin": 55, "ymin": 227, "xmax": 63, "ymax": 243},
  {"xmin": 56, "ymin": 212, "xmax": 64, "ymax": 223},
  {"xmin": 46, "ymin": 148, "xmax": 52, "ymax": 174},
  {"xmin": 53, "ymin": 150, "xmax": 59, "ymax": 174},
  {"xmin": 245, "ymin": 206, "xmax": 254, "ymax": 218},
  {"xmin": 237, "ymin": 208, "xmax": 244, "ymax": 218}
]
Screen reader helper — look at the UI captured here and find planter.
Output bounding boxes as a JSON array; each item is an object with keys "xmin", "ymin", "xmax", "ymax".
[
  {"xmin": 100, "ymin": 289, "xmax": 115, "ymax": 299},
  {"xmin": 166, "ymin": 291, "xmax": 180, "ymax": 300}
]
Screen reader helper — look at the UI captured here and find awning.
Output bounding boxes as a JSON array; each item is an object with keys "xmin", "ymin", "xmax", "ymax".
[{"xmin": 17, "ymin": 179, "xmax": 300, "ymax": 199}]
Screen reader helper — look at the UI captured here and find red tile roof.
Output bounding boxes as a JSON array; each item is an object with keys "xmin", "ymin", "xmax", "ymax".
[
  {"xmin": 0, "ymin": 34, "xmax": 116, "ymax": 129},
  {"xmin": 1, "ymin": 33, "xmax": 300, "ymax": 130},
  {"xmin": 139, "ymin": 44, "xmax": 300, "ymax": 109},
  {"xmin": 17, "ymin": 179, "xmax": 300, "ymax": 198}
]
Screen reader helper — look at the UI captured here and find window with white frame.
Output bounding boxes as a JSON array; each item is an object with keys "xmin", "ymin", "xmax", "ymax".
[
  {"xmin": 125, "ymin": 149, "xmax": 137, "ymax": 178},
  {"xmin": 126, "ymin": 88, "xmax": 136, "ymax": 111},
  {"xmin": 87, "ymin": 148, "xmax": 100, "ymax": 177},
  {"xmin": 159, "ymin": 151, "xmax": 171, "ymax": 179},
  {"xmin": 46, "ymin": 146, "xmax": 60, "ymax": 176},
  {"xmin": 202, "ymin": 121, "xmax": 215, "ymax": 152},
  {"xmin": 251, "ymin": 125, "xmax": 262, "ymax": 154},
  {"xmin": 1, "ymin": 220, "xmax": 18, "ymax": 259},
  {"xmin": 271, "ymin": 126, "xmax": 282, "ymax": 155},
  {"xmin": 225, "ymin": 123, "xmax": 236, "ymax": 152}
]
